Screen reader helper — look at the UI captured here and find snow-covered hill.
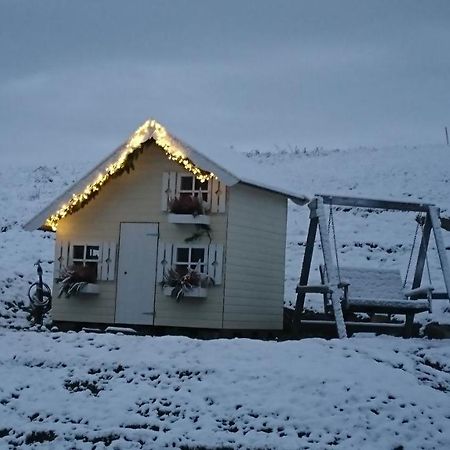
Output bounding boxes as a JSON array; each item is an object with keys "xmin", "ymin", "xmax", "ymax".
[{"xmin": 1, "ymin": 145, "xmax": 450, "ymax": 449}]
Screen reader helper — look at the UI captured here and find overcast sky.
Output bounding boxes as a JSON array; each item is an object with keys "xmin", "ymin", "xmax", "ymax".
[{"xmin": 1, "ymin": 0, "xmax": 449, "ymax": 163}]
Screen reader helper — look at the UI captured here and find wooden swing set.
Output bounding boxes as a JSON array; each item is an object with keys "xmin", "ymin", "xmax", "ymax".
[{"xmin": 294, "ymin": 195, "xmax": 450, "ymax": 338}]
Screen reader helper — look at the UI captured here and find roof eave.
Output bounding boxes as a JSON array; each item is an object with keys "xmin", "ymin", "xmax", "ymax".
[
  {"xmin": 23, "ymin": 135, "xmax": 240, "ymax": 231},
  {"xmin": 22, "ymin": 119, "xmax": 308, "ymax": 230},
  {"xmin": 238, "ymin": 181, "xmax": 309, "ymax": 205},
  {"xmin": 23, "ymin": 141, "xmax": 131, "ymax": 231}
]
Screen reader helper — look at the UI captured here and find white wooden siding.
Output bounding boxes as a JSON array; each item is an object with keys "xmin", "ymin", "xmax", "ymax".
[
  {"xmin": 223, "ymin": 183, "xmax": 287, "ymax": 330},
  {"xmin": 51, "ymin": 281, "xmax": 116, "ymax": 323},
  {"xmin": 53, "ymin": 143, "xmax": 227, "ymax": 327}
]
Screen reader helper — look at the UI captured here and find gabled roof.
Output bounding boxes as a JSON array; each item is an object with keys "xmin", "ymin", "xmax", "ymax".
[{"xmin": 24, "ymin": 119, "xmax": 308, "ymax": 231}]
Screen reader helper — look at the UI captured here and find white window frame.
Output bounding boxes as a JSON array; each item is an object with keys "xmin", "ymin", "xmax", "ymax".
[
  {"xmin": 157, "ymin": 242, "xmax": 223, "ymax": 285},
  {"xmin": 174, "ymin": 245, "xmax": 208, "ymax": 274},
  {"xmin": 178, "ymin": 174, "xmax": 210, "ymax": 204},
  {"xmin": 70, "ymin": 243, "xmax": 101, "ymax": 281}
]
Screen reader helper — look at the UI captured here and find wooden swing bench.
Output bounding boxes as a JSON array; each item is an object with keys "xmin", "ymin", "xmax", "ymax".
[
  {"xmin": 298, "ymin": 265, "xmax": 433, "ymax": 335},
  {"xmin": 319, "ymin": 265, "xmax": 431, "ymax": 314},
  {"xmin": 294, "ymin": 195, "xmax": 450, "ymax": 338}
]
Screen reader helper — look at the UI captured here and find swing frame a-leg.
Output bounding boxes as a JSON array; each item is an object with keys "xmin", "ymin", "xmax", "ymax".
[{"xmin": 294, "ymin": 197, "xmax": 347, "ymax": 339}]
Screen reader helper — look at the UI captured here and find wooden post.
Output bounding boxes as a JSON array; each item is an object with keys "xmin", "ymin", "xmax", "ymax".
[
  {"xmin": 412, "ymin": 213, "xmax": 432, "ymax": 290},
  {"xmin": 293, "ymin": 202, "xmax": 319, "ymax": 333},
  {"xmin": 404, "ymin": 313, "xmax": 415, "ymax": 338},
  {"xmin": 315, "ymin": 197, "xmax": 347, "ymax": 338},
  {"xmin": 428, "ymin": 206, "xmax": 450, "ymax": 303}
]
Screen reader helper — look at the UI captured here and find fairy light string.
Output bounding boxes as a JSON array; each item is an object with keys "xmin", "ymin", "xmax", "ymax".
[{"xmin": 44, "ymin": 119, "xmax": 216, "ymax": 231}]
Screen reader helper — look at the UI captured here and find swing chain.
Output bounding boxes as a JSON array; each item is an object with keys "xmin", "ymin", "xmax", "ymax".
[
  {"xmin": 328, "ymin": 204, "xmax": 342, "ymax": 283},
  {"xmin": 423, "ymin": 220, "xmax": 433, "ymax": 286},
  {"xmin": 425, "ymin": 251, "xmax": 432, "ymax": 286}
]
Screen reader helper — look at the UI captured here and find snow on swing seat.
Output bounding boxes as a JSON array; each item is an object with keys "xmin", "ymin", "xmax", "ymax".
[
  {"xmin": 337, "ymin": 266, "xmax": 431, "ymax": 313},
  {"xmin": 347, "ymin": 297, "xmax": 430, "ymax": 313}
]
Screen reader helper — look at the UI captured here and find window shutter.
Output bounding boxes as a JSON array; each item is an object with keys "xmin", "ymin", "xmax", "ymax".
[
  {"xmin": 217, "ymin": 183, "xmax": 226, "ymax": 213},
  {"xmin": 161, "ymin": 171, "xmax": 178, "ymax": 211},
  {"xmin": 210, "ymin": 180, "xmax": 226, "ymax": 213},
  {"xmin": 207, "ymin": 243, "xmax": 224, "ymax": 285},
  {"xmin": 161, "ymin": 172, "xmax": 169, "ymax": 211},
  {"xmin": 175, "ymin": 172, "xmax": 183, "ymax": 198},
  {"xmin": 203, "ymin": 180, "xmax": 212, "ymax": 211},
  {"xmin": 100, "ymin": 242, "xmax": 116, "ymax": 281},
  {"xmin": 68, "ymin": 242, "xmax": 75, "ymax": 266},
  {"xmin": 156, "ymin": 242, "xmax": 174, "ymax": 282},
  {"xmin": 54, "ymin": 240, "xmax": 69, "ymax": 278}
]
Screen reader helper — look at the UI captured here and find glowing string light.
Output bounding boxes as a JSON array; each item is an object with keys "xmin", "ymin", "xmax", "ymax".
[{"xmin": 44, "ymin": 119, "xmax": 216, "ymax": 231}]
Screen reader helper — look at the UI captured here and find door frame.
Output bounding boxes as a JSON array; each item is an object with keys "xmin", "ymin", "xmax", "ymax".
[{"xmin": 114, "ymin": 221, "xmax": 159, "ymax": 325}]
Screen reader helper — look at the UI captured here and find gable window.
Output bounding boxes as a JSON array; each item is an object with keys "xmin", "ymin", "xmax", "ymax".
[
  {"xmin": 72, "ymin": 244, "xmax": 100, "ymax": 281},
  {"xmin": 175, "ymin": 246, "xmax": 206, "ymax": 276},
  {"xmin": 162, "ymin": 172, "xmax": 225, "ymax": 213},
  {"xmin": 179, "ymin": 175, "xmax": 209, "ymax": 203}
]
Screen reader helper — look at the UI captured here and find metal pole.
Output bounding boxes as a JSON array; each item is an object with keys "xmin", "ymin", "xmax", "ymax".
[{"xmin": 445, "ymin": 126, "xmax": 449, "ymax": 146}]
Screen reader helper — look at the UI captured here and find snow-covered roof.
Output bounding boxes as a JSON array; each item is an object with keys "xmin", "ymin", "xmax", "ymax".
[{"xmin": 24, "ymin": 119, "xmax": 308, "ymax": 231}]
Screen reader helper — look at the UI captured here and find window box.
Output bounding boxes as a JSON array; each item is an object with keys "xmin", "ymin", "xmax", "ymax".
[
  {"xmin": 163, "ymin": 286, "xmax": 207, "ymax": 298},
  {"xmin": 77, "ymin": 283, "xmax": 100, "ymax": 295},
  {"xmin": 168, "ymin": 213, "xmax": 210, "ymax": 225}
]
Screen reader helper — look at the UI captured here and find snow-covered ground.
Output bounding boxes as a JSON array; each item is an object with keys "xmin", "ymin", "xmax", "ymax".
[
  {"xmin": 0, "ymin": 330, "xmax": 449, "ymax": 449},
  {"xmin": 1, "ymin": 144, "xmax": 450, "ymax": 448}
]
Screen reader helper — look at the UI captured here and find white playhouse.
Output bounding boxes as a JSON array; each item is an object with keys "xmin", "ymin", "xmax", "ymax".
[{"xmin": 25, "ymin": 119, "xmax": 307, "ymax": 331}]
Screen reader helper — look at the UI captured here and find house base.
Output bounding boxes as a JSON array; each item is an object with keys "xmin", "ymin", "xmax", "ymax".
[
  {"xmin": 52, "ymin": 318, "xmax": 446, "ymax": 340},
  {"xmin": 53, "ymin": 321, "xmax": 288, "ymax": 340}
]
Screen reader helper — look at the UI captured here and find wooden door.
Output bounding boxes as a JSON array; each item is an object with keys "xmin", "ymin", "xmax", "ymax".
[{"xmin": 115, "ymin": 222, "xmax": 158, "ymax": 325}]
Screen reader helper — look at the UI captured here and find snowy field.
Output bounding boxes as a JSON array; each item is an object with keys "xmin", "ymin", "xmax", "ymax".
[
  {"xmin": 1, "ymin": 144, "xmax": 450, "ymax": 448},
  {"xmin": 0, "ymin": 330, "xmax": 449, "ymax": 449}
]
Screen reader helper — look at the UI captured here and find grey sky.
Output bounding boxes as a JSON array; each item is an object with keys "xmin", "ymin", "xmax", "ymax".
[{"xmin": 1, "ymin": 0, "xmax": 449, "ymax": 163}]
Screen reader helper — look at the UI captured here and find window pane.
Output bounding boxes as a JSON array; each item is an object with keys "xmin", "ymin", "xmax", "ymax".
[
  {"xmin": 85, "ymin": 262, "xmax": 98, "ymax": 281},
  {"xmin": 175, "ymin": 264, "xmax": 188, "ymax": 276},
  {"xmin": 202, "ymin": 192, "xmax": 208, "ymax": 202},
  {"xmin": 73, "ymin": 245, "xmax": 85, "ymax": 260},
  {"xmin": 189, "ymin": 263, "xmax": 205, "ymax": 273},
  {"xmin": 180, "ymin": 176, "xmax": 193, "ymax": 191},
  {"xmin": 86, "ymin": 245, "xmax": 100, "ymax": 260},
  {"xmin": 195, "ymin": 179, "xmax": 208, "ymax": 191},
  {"xmin": 177, "ymin": 248, "xmax": 189, "ymax": 262},
  {"xmin": 191, "ymin": 248, "xmax": 205, "ymax": 264}
]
